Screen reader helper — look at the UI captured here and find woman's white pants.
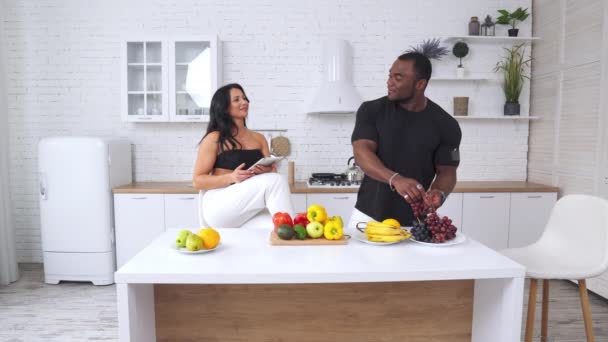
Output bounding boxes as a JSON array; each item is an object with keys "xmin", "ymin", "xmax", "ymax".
[{"xmin": 202, "ymin": 173, "xmax": 294, "ymax": 228}]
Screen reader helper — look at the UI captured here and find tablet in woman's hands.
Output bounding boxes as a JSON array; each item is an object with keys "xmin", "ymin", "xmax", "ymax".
[{"xmin": 248, "ymin": 156, "xmax": 284, "ymax": 170}]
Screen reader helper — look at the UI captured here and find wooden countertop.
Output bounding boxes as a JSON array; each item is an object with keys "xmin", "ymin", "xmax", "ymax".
[
  {"xmin": 113, "ymin": 182, "xmax": 199, "ymax": 194},
  {"xmin": 290, "ymin": 181, "xmax": 559, "ymax": 193},
  {"xmin": 113, "ymin": 181, "xmax": 559, "ymax": 194}
]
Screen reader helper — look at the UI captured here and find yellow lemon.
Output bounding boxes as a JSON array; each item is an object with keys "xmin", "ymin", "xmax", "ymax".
[
  {"xmin": 196, "ymin": 227, "xmax": 221, "ymax": 249},
  {"xmin": 382, "ymin": 218, "xmax": 401, "ymax": 229}
]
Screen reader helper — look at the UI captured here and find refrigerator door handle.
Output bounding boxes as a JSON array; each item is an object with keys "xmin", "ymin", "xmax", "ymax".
[{"xmin": 39, "ymin": 173, "xmax": 48, "ymax": 200}]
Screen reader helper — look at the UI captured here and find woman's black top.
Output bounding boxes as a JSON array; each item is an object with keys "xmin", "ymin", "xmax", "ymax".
[{"xmin": 213, "ymin": 149, "xmax": 264, "ymax": 170}]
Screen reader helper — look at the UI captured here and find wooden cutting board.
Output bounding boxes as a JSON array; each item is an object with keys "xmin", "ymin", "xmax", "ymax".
[{"xmin": 269, "ymin": 231, "xmax": 348, "ymax": 245}]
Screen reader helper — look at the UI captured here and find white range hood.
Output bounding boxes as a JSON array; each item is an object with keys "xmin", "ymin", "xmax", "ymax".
[{"xmin": 307, "ymin": 39, "xmax": 362, "ymax": 114}]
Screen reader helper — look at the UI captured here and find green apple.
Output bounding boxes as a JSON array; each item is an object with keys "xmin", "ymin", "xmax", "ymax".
[
  {"xmin": 186, "ymin": 233, "xmax": 204, "ymax": 251},
  {"xmin": 306, "ymin": 221, "xmax": 324, "ymax": 238},
  {"xmin": 175, "ymin": 229, "xmax": 192, "ymax": 248}
]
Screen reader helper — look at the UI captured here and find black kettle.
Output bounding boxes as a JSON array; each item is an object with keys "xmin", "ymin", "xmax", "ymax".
[{"xmin": 346, "ymin": 157, "xmax": 364, "ymax": 182}]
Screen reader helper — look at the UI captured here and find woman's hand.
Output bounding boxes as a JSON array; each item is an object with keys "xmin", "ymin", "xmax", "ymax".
[
  {"xmin": 231, "ymin": 163, "xmax": 254, "ymax": 183},
  {"xmin": 250, "ymin": 163, "xmax": 275, "ymax": 175}
]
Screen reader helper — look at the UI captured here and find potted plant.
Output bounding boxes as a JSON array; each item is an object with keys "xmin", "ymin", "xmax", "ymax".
[
  {"xmin": 452, "ymin": 41, "xmax": 469, "ymax": 78},
  {"xmin": 494, "ymin": 44, "xmax": 531, "ymax": 115},
  {"xmin": 496, "ymin": 7, "xmax": 529, "ymax": 37},
  {"xmin": 406, "ymin": 38, "xmax": 449, "ymax": 59}
]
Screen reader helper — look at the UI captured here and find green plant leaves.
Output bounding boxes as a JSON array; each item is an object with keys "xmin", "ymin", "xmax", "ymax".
[
  {"xmin": 493, "ymin": 44, "xmax": 532, "ymax": 102},
  {"xmin": 496, "ymin": 7, "xmax": 529, "ymax": 29}
]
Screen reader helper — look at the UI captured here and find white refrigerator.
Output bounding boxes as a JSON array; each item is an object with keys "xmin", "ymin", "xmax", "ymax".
[{"xmin": 38, "ymin": 137, "xmax": 132, "ymax": 285}]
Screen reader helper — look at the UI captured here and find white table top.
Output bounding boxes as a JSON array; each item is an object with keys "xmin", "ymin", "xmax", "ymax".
[{"xmin": 115, "ymin": 229, "xmax": 525, "ymax": 284}]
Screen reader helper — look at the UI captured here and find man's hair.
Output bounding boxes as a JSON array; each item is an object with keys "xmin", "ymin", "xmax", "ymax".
[{"xmin": 397, "ymin": 52, "xmax": 432, "ymax": 81}]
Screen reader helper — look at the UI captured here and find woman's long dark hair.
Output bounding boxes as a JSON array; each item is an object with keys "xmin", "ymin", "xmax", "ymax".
[{"xmin": 200, "ymin": 83, "xmax": 248, "ymax": 152}]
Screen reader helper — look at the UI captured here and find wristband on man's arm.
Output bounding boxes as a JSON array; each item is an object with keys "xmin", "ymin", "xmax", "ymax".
[
  {"xmin": 388, "ymin": 172, "xmax": 399, "ymax": 192},
  {"xmin": 435, "ymin": 190, "xmax": 447, "ymax": 205}
]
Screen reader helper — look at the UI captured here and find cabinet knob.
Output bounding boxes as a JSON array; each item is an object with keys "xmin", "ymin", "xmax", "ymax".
[
  {"xmin": 332, "ymin": 196, "xmax": 349, "ymax": 200},
  {"xmin": 131, "ymin": 196, "xmax": 148, "ymax": 200},
  {"xmin": 179, "ymin": 197, "xmax": 195, "ymax": 200},
  {"xmin": 479, "ymin": 195, "xmax": 495, "ymax": 199},
  {"xmin": 527, "ymin": 195, "xmax": 542, "ymax": 199}
]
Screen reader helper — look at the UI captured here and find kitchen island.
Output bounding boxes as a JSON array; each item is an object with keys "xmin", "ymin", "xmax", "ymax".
[{"xmin": 115, "ymin": 228, "xmax": 525, "ymax": 342}]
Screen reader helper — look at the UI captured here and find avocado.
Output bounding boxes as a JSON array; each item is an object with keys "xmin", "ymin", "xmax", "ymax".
[
  {"xmin": 277, "ymin": 224, "xmax": 295, "ymax": 240},
  {"xmin": 293, "ymin": 224, "xmax": 307, "ymax": 240}
]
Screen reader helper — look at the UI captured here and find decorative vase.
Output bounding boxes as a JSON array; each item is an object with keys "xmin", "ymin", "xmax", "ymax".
[
  {"xmin": 508, "ymin": 28, "xmax": 519, "ymax": 37},
  {"xmin": 456, "ymin": 66, "xmax": 465, "ymax": 79},
  {"xmin": 504, "ymin": 101, "xmax": 520, "ymax": 115},
  {"xmin": 468, "ymin": 16, "xmax": 480, "ymax": 36},
  {"xmin": 454, "ymin": 97, "xmax": 469, "ymax": 116}
]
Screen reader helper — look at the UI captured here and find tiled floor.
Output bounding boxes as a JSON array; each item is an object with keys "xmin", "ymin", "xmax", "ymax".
[{"xmin": 1, "ymin": 263, "xmax": 607, "ymax": 341}]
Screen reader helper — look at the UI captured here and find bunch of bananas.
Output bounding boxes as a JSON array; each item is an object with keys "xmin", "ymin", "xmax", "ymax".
[{"xmin": 363, "ymin": 221, "xmax": 411, "ymax": 242}]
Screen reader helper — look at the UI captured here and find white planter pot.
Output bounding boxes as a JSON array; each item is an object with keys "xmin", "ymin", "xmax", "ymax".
[{"xmin": 456, "ymin": 67, "xmax": 465, "ymax": 79}]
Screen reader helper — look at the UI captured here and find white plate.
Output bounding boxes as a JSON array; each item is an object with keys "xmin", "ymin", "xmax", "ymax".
[
  {"xmin": 351, "ymin": 230, "xmax": 410, "ymax": 246},
  {"xmin": 407, "ymin": 231, "xmax": 467, "ymax": 247},
  {"xmin": 171, "ymin": 243, "xmax": 220, "ymax": 254}
]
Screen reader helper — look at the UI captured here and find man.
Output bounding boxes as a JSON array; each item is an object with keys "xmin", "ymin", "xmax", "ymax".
[{"xmin": 349, "ymin": 52, "xmax": 462, "ymax": 227}]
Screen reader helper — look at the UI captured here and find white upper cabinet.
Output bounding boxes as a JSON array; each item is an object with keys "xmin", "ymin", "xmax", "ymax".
[
  {"xmin": 169, "ymin": 36, "xmax": 220, "ymax": 122},
  {"xmin": 122, "ymin": 40, "xmax": 170, "ymax": 122},
  {"xmin": 121, "ymin": 36, "xmax": 220, "ymax": 122}
]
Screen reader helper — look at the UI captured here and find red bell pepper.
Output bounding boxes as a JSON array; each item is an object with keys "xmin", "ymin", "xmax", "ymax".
[
  {"xmin": 293, "ymin": 212, "xmax": 309, "ymax": 227},
  {"xmin": 272, "ymin": 212, "xmax": 293, "ymax": 232}
]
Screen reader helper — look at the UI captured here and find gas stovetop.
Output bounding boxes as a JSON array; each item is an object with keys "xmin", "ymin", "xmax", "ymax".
[{"xmin": 306, "ymin": 173, "xmax": 361, "ymax": 188}]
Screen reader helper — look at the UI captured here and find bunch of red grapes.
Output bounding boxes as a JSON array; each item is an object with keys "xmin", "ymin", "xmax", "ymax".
[{"xmin": 409, "ymin": 199, "xmax": 458, "ymax": 243}]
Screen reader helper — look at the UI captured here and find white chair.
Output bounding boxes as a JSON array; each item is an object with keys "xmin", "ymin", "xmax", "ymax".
[
  {"xmin": 198, "ymin": 190, "xmax": 272, "ymax": 229},
  {"xmin": 501, "ymin": 194, "xmax": 608, "ymax": 342}
]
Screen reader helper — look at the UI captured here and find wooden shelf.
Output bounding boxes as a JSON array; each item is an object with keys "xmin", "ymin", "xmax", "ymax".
[
  {"xmin": 443, "ymin": 36, "xmax": 540, "ymax": 43},
  {"xmin": 453, "ymin": 116, "xmax": 539, "ymax": 120}
]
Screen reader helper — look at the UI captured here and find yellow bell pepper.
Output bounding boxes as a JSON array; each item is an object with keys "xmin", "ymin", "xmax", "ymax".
[
  {"xmin": 307, "ymin": 204, "xmax": 327, "ymax": 223},
  {"xmin": 324, "ymin": 218, "xmax": 344, "ymax": 240}
]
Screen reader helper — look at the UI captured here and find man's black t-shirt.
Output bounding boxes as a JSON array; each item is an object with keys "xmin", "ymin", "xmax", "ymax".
[{"xmin": 351, "ymin": 96, "xmax": 462, "ymax": 226}]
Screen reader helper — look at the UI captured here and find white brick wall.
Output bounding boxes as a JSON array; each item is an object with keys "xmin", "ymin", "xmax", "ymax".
[{"xmin": 1, "ymin": 0, "xmax": 531, "ymax": 262}]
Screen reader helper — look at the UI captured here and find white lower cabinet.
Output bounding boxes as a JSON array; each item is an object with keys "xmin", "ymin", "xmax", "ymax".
[
  {"xmin": 462, "ymin": 193, "xmax": 510, "ymax": 250},
  {"xmin": 164, "ymin": 194, "xmax": 200, "ymax": 229},
  {"xmin": 290, "ymin": 194, "xmax": 307, "ymax": 214},
  {"xmin": 114, "ymin": 194, "xmax": 165, "ymax": 268},
  {"xmin": 306, "ymin": 193, "xmax": 357, "ymax": 221},
  {"xmin": 508, "ymin": 192, "xmax": 557, "ymax": 248},
  {"xmin": 436, "ymin": 193, "xmax": 463, "ymax": 230}
]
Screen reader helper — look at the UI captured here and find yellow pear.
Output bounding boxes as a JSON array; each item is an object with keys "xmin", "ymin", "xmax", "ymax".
[{"xmin": 185, "ymin": 233, "xmax": 204, "ymax": 251}]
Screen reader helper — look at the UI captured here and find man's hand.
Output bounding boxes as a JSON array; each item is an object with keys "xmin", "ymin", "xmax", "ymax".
[
  {"xmin": 393, "ymin": 176, "xmax": 425, "ymax": 203},
  {"xmin": 425, "ymin": 189, "xmax": 444, "ymax": 208}
]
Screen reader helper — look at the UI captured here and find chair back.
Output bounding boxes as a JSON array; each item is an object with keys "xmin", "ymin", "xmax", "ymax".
[
  {"xmin": 198, "ymin": 190, "xmax": 208, "ymax": 227},
  {"xmin": 538, "ymin": 194, "xmax": 608, "ymax": 276}
]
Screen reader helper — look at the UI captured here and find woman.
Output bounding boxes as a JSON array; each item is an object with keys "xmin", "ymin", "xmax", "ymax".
[{"xmin": 193, "ymin": 83, "xmax": 293, "ymax": 228}]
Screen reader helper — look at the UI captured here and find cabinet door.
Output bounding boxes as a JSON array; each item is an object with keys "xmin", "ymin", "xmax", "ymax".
[
  {"xmin": 121, "ymin": 40, "xmax": 169, "ymax": 122},
  {"xmin": 168, "ymin": 36, "xmax": 220, "ymax": 122},
  {"xmin": 164, "ymin": 194, "xmax": 200, "ymax": 230},
  {"xmin": 306, "ymin": 194, "xmax": 357, "ymax": 221},
  {"xmin": 291, "ymin": 194, "xmax": 307, "ymax": 213},
  {"xmin": 462, "ymin": 193, "xmax": 510, "ymax": 250},
  {"xmin": 436, "ymin": 193, "xmax": 463, "ymax": 230},
  {"xmin": 508, "ymin": 192, "xmax": 557, "ymax": 248},
  {"xmin": 114, "ymin": 194, "xmax": 165, "ymax": 268}
]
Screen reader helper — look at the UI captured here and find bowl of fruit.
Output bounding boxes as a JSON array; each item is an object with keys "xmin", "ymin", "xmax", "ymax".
[
  {"xmin": 354, "ymin": 218, "xmax": 412, "ymax": 245},
  {"xmin": 408, "ymin": 200, "xmax": 466, "ymax": 247},
  {"xmin": 173, "ymin": 228, "xmax": 221, "ymax": 254}
]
